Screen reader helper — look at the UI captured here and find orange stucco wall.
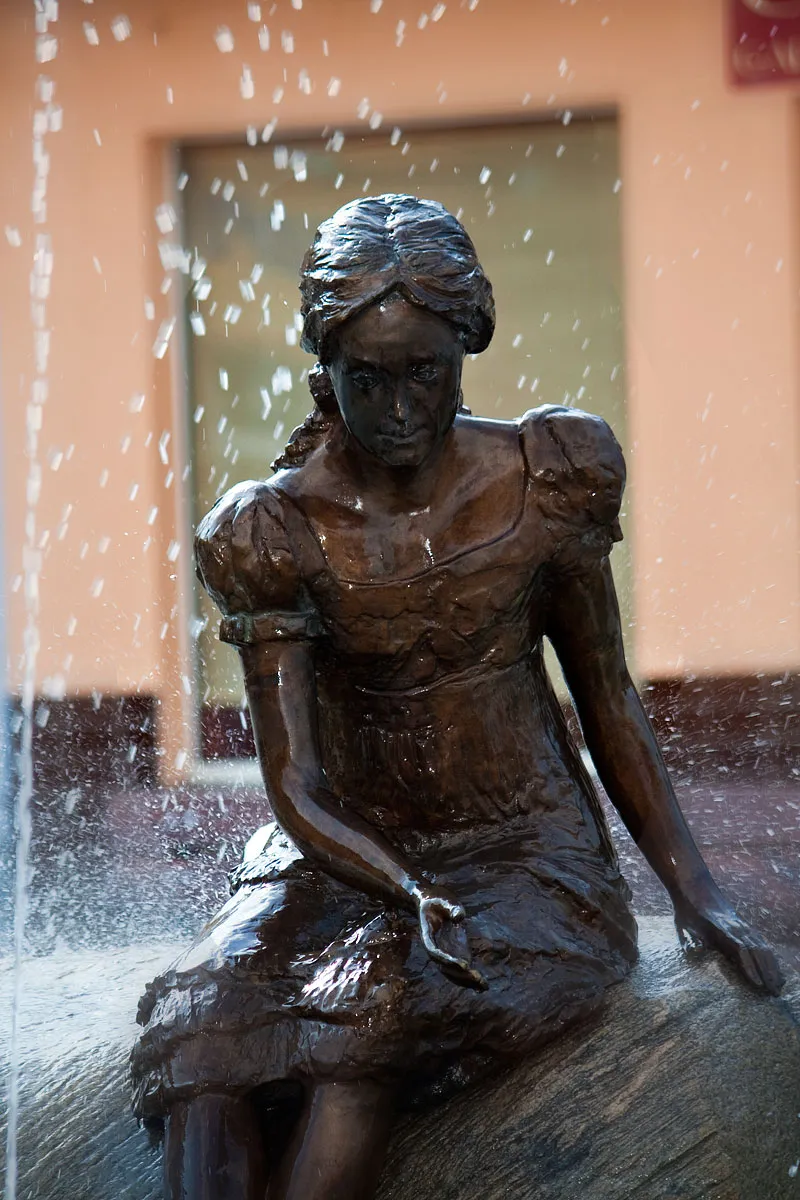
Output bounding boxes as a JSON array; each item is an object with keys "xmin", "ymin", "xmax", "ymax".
[{"xmin": 1, "ymin": 0, "xmax": 798, "ymax": 719}]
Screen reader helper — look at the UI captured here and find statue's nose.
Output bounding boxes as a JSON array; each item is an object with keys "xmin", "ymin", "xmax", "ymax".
[{"xmin": 391, "ymin": 386, "xmax": 412, "ymax": 423}]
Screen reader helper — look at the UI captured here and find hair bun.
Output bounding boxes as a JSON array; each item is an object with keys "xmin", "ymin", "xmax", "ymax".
[{"xmin": 307, "ymin": 363, "xmax": 338, "ymax": 414}]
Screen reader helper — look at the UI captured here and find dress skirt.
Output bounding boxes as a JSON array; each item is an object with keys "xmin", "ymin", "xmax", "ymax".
[{"xmin": 131, "ymin": 656, "xmax": 638, "ymax": 1120}]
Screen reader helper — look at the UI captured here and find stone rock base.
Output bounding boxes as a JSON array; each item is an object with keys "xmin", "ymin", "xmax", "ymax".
[
  {"xmin": 1, "ymin": 919, "xmax": 799, "ymax": 1199},
  {"xmin": 379, "ymin": 919, "xmax": 800, "ymax": 1200}
]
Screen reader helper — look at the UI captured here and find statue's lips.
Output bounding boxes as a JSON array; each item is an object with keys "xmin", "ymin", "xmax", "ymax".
[{"xmin": 377, "ymin": 428, "xmax": 425, "ymax": 443}]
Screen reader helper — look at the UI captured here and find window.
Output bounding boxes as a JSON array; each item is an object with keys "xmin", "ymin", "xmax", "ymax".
[{"xmin": 180, "ymin": 118, "xmax": 628, "ymax": 759}]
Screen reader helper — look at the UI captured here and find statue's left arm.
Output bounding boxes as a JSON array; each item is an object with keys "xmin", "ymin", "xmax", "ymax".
[{"xmin": 546, "ymin": 556, "xmax": 784, "ymax": 995}]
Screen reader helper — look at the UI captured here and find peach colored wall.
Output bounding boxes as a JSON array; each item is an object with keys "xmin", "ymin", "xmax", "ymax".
[{"xmin": 1, "ymin": 0, "xmax": 798, "ymax": 722}]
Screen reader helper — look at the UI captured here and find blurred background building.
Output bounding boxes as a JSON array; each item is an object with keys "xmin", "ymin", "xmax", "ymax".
[{"xmin": 0, "ymin": 0, "xmax": 798, "ymax": 795}]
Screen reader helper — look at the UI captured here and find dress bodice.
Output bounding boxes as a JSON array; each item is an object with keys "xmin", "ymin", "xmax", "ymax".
[
  {"xmin": 196, "ymin": 405, "xmax": 625, "ymax": 853},
  {"xmin": 195, "ymin": 405, "xmax": 625, "ymax": 694}
]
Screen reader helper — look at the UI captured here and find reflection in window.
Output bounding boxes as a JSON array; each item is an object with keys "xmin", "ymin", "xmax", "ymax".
[{"xmin": 180, "ymin": 119, "xmax": 628, "ymax": 759}]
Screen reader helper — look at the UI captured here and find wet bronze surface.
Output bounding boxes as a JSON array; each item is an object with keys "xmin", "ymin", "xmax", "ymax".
[{"xmin": 131, "ymin": 195, "xmax": 782, "ymax": 1199}]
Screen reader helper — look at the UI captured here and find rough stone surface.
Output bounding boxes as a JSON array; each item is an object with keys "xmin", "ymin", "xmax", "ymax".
[
  {"xmin": 379, "ymin": 920, "xmax": 800, "ymax": 1200},
  {"xmin": 1, "ymin": 920, "xmax": 799, "ymax": 1199}
]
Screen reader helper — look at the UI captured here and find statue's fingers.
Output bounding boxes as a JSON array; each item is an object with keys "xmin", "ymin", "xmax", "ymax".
[
  {"xmin": 729, "ymin": 943, "xmax": 783, "ymax": 995},
  {"xmin": 440, "ymin": 900, "xmax": 465, "ymax": 923},
  {"xmin": 438, "ymin": 954, "xmax": 489, "ymax": 992},
  {"xmin": 747, "ymin": 946, "xmax": 785, "ymax": 996},
  {"xmin": 675, "ymin": 917, "xmax": 705, "ymax": 954},
  {"xmin": 731, "ymin": 944, "xmax": 763, "ymax": 990},
  {"xmin": 419, "ymin": 920, "xmax": 439, "ymax": 960}
]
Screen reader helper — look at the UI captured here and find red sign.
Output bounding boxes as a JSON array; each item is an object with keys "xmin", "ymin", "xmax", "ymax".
[{"xmin": 731, "ymin": 0, "xmax": 800, "ymax": 84}]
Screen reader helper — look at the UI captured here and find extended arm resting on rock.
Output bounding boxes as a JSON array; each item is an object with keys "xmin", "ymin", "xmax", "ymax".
[{"xmin": 546, "ymin": 557, "xmax": 784, "ymax": 994}]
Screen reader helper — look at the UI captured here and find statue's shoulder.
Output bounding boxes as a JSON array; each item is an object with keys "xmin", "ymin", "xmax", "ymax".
[
  {"xmin": 518, "ymin": 405, "xmax": 626, "ymax": 531},
  {"xmin": 452, "ymin": 412, "xmax": 521, "ymax": 473},
  {"xmin": 194, "ymin": 477, "xmax": 301, "ymax": 615}
]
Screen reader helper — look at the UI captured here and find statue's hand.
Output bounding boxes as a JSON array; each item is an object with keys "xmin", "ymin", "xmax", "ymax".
[
  {"xmin": 673, "ymin": 889, "xmax": 784, "ymax": 995},
  {"xmin": 412, "ymin": 884, "xmax": 488, "ymax": 992}
]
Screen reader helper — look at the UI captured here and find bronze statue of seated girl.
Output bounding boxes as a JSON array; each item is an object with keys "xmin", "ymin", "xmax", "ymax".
[{"xmin": 131, "ymin": 193, "xmax": 782, "ymax": 1200}]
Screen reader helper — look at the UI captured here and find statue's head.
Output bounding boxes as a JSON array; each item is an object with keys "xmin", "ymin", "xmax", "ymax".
[{"xmin": 294, "ymin": 194, "xmax": 496, "ymax": 469}]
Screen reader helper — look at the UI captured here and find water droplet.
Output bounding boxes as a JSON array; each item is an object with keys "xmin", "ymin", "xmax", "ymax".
[
  {"xmin": 155, "ymin": 203, "xmax": 176, "ymax": 234},
  {"xmin": 152, "ymin": 318, "xmax": 175, "ymax": 359},
  {"xmin": 110, "ymin": 14, "xmax": 131, "ymax": 42},
  {"xmin": 272, "ymin": 366, "xmax": 292, "ymax": 395},
  {"xmin": 215, "ymin": 25, "xmax": 234, "ymax": 53},
  {"xmin": 291, "ymin": 150, "xmax": 307, "ymax": 181},
  {"xmin": 240, "ymin": 66, "xmax": 255, "ymax": 100}
]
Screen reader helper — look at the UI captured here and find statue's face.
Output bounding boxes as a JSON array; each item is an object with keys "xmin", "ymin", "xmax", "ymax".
[{"xmin": 327, "ymin": 293, "xmax": 464, "ymax": 469}]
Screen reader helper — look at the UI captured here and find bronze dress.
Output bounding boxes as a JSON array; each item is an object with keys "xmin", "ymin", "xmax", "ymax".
[{"xmin": 131, "ymin": 405, "xmax": 638, "ymax": 1120}]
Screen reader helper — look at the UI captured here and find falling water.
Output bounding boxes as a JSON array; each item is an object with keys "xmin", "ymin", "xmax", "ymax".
[{"xmin": 3, "ymin": 4, "xmax": 59, "ymax": 1196}]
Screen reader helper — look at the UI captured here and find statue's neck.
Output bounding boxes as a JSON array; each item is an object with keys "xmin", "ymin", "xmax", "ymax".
[{"xmin": 330, "ymin": 424, "xmax": 453, "ymax": 514}]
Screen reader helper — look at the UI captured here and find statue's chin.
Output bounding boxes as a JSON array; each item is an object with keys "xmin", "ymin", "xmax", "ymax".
[{"xmin": 367, "ymin": 434, "xmax": 435, "ymax": 471}]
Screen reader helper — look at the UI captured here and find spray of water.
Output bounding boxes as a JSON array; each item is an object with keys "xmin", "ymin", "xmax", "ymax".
[{"xmin": 3, "ymin": 4, "xmax": 59, "ymax": 1196}]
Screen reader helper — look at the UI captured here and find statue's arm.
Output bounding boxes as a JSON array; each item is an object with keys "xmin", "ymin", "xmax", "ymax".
[
  {"xmin": 242, "ymin": 639, "xmax": 424, "ymax": 906},
  {"xmin": 545, "ymin": 558, "xmax": 783, "ymax": 994},
  {"xmin": 240, "ymin": 638, "xmax": 487, "ymax": 990}
]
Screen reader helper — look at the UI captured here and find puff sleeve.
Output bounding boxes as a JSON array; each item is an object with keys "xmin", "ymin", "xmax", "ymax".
[
  {"xmin": 519, "ymin": 404, "xmax": 626, "ymax": 574},
  {"xmin": 195, "ymin": 481, "xmax": 322, "ymax": 647}
]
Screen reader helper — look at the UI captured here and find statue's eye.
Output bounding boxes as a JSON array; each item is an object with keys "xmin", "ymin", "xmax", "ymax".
[
  {"xmin": 351, "ymin": 369, "xmax": 380, "ymax": 391},
  {"xmin": 408, "ymin": 363, "xmax": 437, "ymax": 383}
]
